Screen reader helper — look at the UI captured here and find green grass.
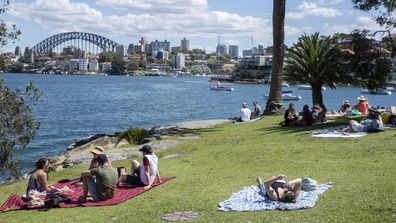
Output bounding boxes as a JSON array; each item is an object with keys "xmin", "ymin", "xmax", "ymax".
[{"xmin": 1, "ymin": 116, "xmax": 396, "ymax": 222}]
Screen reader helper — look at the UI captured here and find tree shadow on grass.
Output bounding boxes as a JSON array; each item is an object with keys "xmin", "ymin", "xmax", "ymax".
[{"xmin": 256, "ymin": 121, "xmax": 348, "ymax": 136}]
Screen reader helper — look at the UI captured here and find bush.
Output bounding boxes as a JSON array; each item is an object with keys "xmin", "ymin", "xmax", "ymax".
[{"xmin": 117, "ymin": 127, "xmax": 148, "ymax": 145}]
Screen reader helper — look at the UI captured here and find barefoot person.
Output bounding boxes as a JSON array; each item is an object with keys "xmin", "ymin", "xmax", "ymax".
[
  {"xmin": 79, "ymin": 154, "xmax": 117, "ymax": 202},
  {"xmin": 256, "ymin": 175, "xmax": 302, "ymax": 202},
  {"xmin": 118, "ymin": 145, "xmax": 161, "ymax": 190}
]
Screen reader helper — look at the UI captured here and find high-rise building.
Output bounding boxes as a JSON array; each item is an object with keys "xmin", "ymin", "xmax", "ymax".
[
  {"xmin": 137, "ymin": 37, "xmax": 148, "ymax": 53},
  {"xmin": 127, "ymin": 44, "xmax": 135, "ymax": 54},
  {"xmin": 216, "ymin": 43, "xmax": 228, "ymax": 55},
  {"xmin": 228, "ymin": 45, "xmax": 239, "ymax": 59},
  {"xmin": 173, "ymin": 53, "xmax": 185, "ymax": 69},
  {"xmin": 14, "ymin": 46, "xmax": 22, "ymax": 56},
  {"xmin": 149, "ymin": 40, "xmax": 170, "ymax": 55},
  {"xmin": 181, "ymin": 37, "xmax": 189, "ymax": 51},
  {"xmin": 116, "ymin": 45, "xmax": 127, "ymax": 57}
]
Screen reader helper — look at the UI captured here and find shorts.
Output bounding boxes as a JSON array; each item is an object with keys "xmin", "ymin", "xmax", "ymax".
[
  {"xmin": 125, "ymin": 165, "xmax": 145, "ymax": 186},
  {"xmin": 350, "ymin": 120, "xmax": 361, "ymax": 132}
]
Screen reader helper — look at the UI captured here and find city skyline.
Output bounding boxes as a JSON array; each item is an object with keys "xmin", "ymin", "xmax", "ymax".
[{"xmin": 1, "ymin": 0, "xmax": 390, "ymax": 53}]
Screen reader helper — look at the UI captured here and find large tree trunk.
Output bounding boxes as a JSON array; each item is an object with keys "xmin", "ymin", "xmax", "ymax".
[
  {"xmin": 311, "ymin": 82, "xmax": 324, "ymax": 108},
  {"xmin": 264, "ymin": 0, "xmax": 286, "ymax": 115}
]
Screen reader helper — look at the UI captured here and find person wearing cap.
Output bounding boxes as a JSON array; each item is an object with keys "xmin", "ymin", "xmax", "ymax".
[
  {"xmin": 117, "ymin": 145, "xmax": 161, "ymax": 190},
  {"xmin": 339, "ymin": 100, "xmax": 350, "ymax": 114},
  {"xmin": 79, "ymin": 154, "xmax": 118, "ymax": 202},
  {"xmin": 89, "ymin": 146, "xmax": 112, "ymax": 170},
  {"xmin": 239, "ymin": 102, "xmax": 252, "ymax": 122},
  {"xmin": 353, "ymin": 96, "xmax": 369, "ymax": 115},
  {"xmin": 346, "ymin": 106, "xmax": 384, "ymax": 133},
  {"xmin": 296, "ymin": 105, "xmax": 314, "ymax": 126}
]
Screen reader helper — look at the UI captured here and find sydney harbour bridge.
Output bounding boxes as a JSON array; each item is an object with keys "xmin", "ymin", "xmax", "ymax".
[{"xmin": 30, "ymin": 32, "xmax": 120, "ymax": 56}]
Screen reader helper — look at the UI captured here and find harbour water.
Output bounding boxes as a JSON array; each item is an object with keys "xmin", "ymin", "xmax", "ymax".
[{"xmin": 1, "ymin": 73, "xmax": 396, "ymax": 179}]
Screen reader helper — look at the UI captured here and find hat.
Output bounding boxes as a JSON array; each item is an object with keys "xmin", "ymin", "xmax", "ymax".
[
  {"xmin": 343, "ymin": 100, "xmax": 349, "ymax": 104},
  {"xmin": 97, "ymin": 154, "xmax": 108, "ymax": 164},
  {"xmin": 242, "ymin": 102, "xmax": 248, "ymax": 108},
  {"xmin": 357, "ymin": 95, "xmax": 366, "ymax": 101},
  {"xmin": 368, "ymin": 106, "xmax": 379, "ymax": 114},
  {"xmin": 139, "ymin": 145, "xmax": 153, "ymax": 153},
  {"xmin": 90, "ymin": 146, "xmax": 105, "ymax": 155}
]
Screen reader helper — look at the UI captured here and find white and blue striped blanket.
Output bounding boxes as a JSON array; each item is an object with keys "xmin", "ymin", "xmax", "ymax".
[{"xmin": 218, "ymin": 182, "xmax": 333, "ymax": 211}]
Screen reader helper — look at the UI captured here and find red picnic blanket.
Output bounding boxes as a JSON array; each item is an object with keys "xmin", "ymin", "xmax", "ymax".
[{"xmin": 0, "ymin": 177, "xmax": 174, "ymax": 212}]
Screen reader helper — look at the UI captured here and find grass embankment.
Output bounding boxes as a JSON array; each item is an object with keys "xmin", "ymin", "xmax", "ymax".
[{"xmin": 1, "ymin": 116, "xmax": 395, "ymax": 222}]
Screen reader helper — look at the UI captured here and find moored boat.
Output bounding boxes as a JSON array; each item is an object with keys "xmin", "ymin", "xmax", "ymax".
[
  {"xmin": 297, "ymin": 84, "xmax": 326, "ymax": 91},
  {"xmin": 263, "ymin": 93, "xmax": 301, "ymax": 101},
  {"xmin": 209, "ymin": 85, "xmax": 234, "ymax": 91},
  {"xmin": 360, "ymin": 88, "xmax": 392, "ymax": 95}
]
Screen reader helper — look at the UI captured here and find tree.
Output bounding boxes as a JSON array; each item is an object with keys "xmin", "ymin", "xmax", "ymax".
[
  {"xmin": 1, "ymin": 2, "xmax": 40, "ymax": 178},
  {"xmin": 98, "ymin": 51, "xmax": 114, "ymax": 63},
  {"xmin": 345, "ymin": 30, "xmax": 392, "ymax": 91},
  {"xmin": 0, "ymin": 79, "xmax": 41, "ymax": 178},
  {"xmin": 352, "ymin": 0, "xmax": 396, "ymax": 28},
  {"xmin": 284, "ymin": 33, "xmax": 346, "ymax": 108},
  {"xmin": 264, "ymin": 0, "xmax": 285, "ymax": 115},
  {"xmin": 110, "ymin": 54, "xmax": 125, "ymax": 75}
]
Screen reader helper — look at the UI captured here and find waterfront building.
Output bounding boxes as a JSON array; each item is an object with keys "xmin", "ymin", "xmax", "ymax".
[
  {"xmin": 149, "ymin": 40, "xmax": 170, "ymax": 55},
  {"xmin": 258, "ymin": 44, "xmax": 264, "ymax": 55},
  {"xmin": 14, "ymin": 46, "xmax": 22, "ymax": 56},
  {"xmin": 228, "ymin": 45, "xmax": 239, "ymax": 59},
  {"xmin": 116, "ymin": 45, "xmax": 127, "ymax": 58},
  {"xmin": 79, "ymin": 59, "xmax": 88, "ymax": 71},
  {"xmin": 181, "ymin": 37, "xmax": 189, "ymax": 51},
  {"xmin": 216, "ymin": 43, "xmax": 228, "ymax": 55},
  {"xmin": 146, "ymin": 63, "xmax": 172, "ymax": 73},
  {"xmin": 69, "ymin": 59, "xmax": 79, "ymax": 71},
  {"xmin": 172, "ymin": 53, "xmax": 185, "ymax": 69},
  {"xmin": 88, "ymin": 60, "xmax": 99, "ymax": 71},
  {"xmin": 101, "ymin": 62, "xmax": 112, "ymax": 72}
]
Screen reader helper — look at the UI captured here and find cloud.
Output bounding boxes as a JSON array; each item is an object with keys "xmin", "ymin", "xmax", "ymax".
[
  {"xmin": 95, "ymin": 0, "xmax": 208, "ymax": 13},
  {"xmin": 8, "ymin": 0, "xmax": 270, "ymax": 45},
  {"xmin": 287, "ymin": 1, "xmax": 343, "ymax": 20}
]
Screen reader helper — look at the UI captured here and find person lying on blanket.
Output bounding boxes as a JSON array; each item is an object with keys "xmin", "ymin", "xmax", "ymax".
[
  {"xmin": 117, "ymin": 145, "xmax": 162, "ymax": 190},
  {"xmin": 79, "ymin": 154, "xmax": 118, "ymax": 202},
  {"xmin": 26, "ymin": 158, "xmax": 56, "ymax": 199},
  {"xmin": 256, "ymin": 175, "xmax": 302, "ymax": 203},
  {"xmin": 345, "ymin": 106, "xmax": 384, "ymax": 133}
]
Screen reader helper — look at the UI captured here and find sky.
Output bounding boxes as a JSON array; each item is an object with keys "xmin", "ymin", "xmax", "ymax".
[{"xmin": 0, "ymin": 0, "xmax": 389, "ymax": 54}]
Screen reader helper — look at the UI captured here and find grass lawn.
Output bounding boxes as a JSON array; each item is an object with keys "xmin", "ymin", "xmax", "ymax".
[{"xmin": 1, "ymin": 116, "xmax": 395, "ymax": 222}]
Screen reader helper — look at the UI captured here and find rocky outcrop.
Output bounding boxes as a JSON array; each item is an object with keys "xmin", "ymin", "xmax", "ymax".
[{"xmin": 48, "ymin": 119, "xmax": 230, "ymax": 171}]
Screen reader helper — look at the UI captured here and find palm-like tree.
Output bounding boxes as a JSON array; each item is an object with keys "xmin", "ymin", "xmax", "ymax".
[
  {"xmin": 284, "ymin": 32, "xmax": 345, "ymax": 108},
  {"xmin": 264, "ymin": 0, "xmax": 285, "ymax": 115}
]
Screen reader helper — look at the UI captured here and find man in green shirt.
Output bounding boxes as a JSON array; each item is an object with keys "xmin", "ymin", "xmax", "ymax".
[{"xmin": 79, "ymin": 154, "xmax": 118, "ymax": 202}]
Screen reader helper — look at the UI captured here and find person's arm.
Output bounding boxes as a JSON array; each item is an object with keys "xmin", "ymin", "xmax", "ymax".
[
  {"xmin": 287, "ymin": 178, "xmax": 302, "ymax": 198},
  {"xmin": 36, "ymin": 171, "xmax": 52, "ymax": 191},
  {"xmin": 156, "ymin": 166, "xmax": 162, "ymax": 184},
  {"xmin": 143, "ymin": 167, "xmax": 152, "ymax": 190},
  {"xmin": 81, "ymin": 170, "xmax": 93, "ymax": 178},
  {"xmin": 263, "ymin": 175, "xmax": 284, "ymax": 201}
]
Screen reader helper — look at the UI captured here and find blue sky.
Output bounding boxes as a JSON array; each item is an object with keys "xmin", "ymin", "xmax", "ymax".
[{"xmin": 1, "ymin": 0, "xmax": 387, "ymax": 54}]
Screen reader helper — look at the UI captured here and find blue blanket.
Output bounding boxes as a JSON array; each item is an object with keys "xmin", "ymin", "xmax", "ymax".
[{"xmin": 218, "ymin": 183, "xmax": 333, "ymax": 211}]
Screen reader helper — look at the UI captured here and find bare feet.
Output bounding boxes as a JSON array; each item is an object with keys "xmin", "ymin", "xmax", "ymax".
[{"xmin": 256, "ymin": 177, "xmax": 263, "ymax": 185}]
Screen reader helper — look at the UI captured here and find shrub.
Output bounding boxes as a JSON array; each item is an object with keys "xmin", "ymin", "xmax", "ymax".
[{"xmin": 117, "ymin": 127, "xmax": 148, "ymax": 145}]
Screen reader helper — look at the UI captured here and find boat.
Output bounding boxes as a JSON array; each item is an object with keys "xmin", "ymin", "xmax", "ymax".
[
  {"xmin": 209, "ymin": 85, "xmax": 234, "ymax": 91},
  {"xmin": 360, "ymin": 88, "xmax": 392, "ymax": 95},
  {"xmin": 385, "ymin": 86, "xmax": 396, "ymax": 92},
  {"xmin": 263, "ymin": 93, "xmax": 301, "ymax": 101},
  {"xmin": 297, "ymin": 85, "xmax": 326, "ymax": 91},
  {"xmin": 282, "ymin": 83, "xmax": 290, "ymax": 87},
  {"xmin": 282, "ymin": 89, "xmax": 293, "ymax": 93}
]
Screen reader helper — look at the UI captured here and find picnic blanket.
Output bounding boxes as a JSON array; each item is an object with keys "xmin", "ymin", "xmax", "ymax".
[
  {"xmin": 308, "ymin": 125, "xmax": 368, "ymax": 138},
  {"xmin": 312, "ymin": 120, "xmax": 336, "ymax": 125},
  {"xmin": 218, "ymin": 182, "xmax": 332, "ymax": 211},
  {"xmin": 0, "ymin": 177, "xmax": 174, "ymax": 212}
]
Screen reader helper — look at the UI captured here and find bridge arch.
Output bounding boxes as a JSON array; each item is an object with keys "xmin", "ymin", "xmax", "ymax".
[{"xmin": 31, "ymin": 32, "xmax": 120, "ymax": 55}]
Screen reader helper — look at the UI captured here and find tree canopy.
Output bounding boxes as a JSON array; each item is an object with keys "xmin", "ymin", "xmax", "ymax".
[{"xmin": 352, "ymin": 0, "xmax": 396, "ymax": 28}]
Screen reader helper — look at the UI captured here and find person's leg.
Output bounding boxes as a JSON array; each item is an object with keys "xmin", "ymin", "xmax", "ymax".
[
  {"xmin": 86, "ymin": 178, "xmax": 100, "ymax": 201},
  {"xmin": 80, "ymin": 175, "xmax": 97, "ymax": 202},
  {"xmin": 130, "ymin": 160, "xmax": 140, "ymax": 175}
]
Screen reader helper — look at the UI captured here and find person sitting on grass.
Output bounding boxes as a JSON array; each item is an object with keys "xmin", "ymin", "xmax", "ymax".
[
  {"xmin": 296, "ymin": 105, "xmax": 314, "ymax": 126},
  {"xmin": 280, "ymin": 103, "xmax": 298, "ymax": 126},
  {"xmin": 256, "ymin": 175, "xmax": 302, "ymax": 203},
  {"xmin": 79, "ymin": 154, "xmax": 118, "ymax": 202},
  {"xmin": 346, "ymin": 106, "xmax": 384, "ymax": 133},
  {"xmin": 312, "ymin": 104, "xmax": 326, "ymax": 123},
  {"xmin": 117, "ymin": 145, "xmax": 162, "ymax": 190},
  {"xmin": 89, "ymin": 146, "xmax": 112, "ymax": 170},
  {"xmin": 239, "ymin": 102, "xmax": 252, "ymax": 122},
  {"xmin": 339, "ymin": 100, "xmax": 350, "ymax": 114},
  {"xmin": 26, "ymin": 158, "xmax": 55, "ymax": 199},
  {"xmin": 251, "ymin": 100, "xmax": 263, "ymax": 119}
]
